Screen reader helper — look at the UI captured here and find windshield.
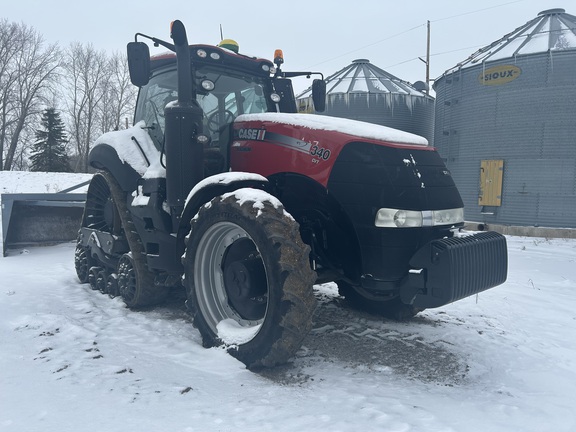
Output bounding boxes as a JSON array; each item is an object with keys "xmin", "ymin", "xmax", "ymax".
[{"xmin": 135, "ymin": 67, "xmax": 270, "ymax": 147}]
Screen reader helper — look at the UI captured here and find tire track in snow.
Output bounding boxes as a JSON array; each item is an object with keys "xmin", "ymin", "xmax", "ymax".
[{"xmin": 259, "ymin": 283, "xmax": 470, "ymax": 385}]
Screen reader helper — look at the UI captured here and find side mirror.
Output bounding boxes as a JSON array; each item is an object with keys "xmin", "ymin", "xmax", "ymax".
[
  {"xmin": 127, "ymin": 42, "xmax": 150, "ymax": 87},
  {"xmin": 312, "ymin": 79, "xmax": 326, "ymax": 112}
]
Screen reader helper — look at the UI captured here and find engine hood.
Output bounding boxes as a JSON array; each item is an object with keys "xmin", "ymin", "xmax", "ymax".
[
  {"xmin": 235, "ymin": 113, "xmax": 428, "ymax": 147},
  {"xmin": 231, "ymin": 113, "xmax": 433, "ymax": 187}
]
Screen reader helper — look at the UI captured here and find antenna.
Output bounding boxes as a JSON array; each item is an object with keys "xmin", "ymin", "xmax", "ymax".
[{"xmin": 219, "ymin": 24, "xmax": 223, "ymax": 41}]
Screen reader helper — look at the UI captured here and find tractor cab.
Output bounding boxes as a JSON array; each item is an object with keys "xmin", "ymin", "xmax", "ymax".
[
  {"xmin": 128, "ymin": 38, "xmax": 325, "ymax": 175},
  {"xmin": 134, "ymin": 61, "xmax": 273, "ymax": 176}
]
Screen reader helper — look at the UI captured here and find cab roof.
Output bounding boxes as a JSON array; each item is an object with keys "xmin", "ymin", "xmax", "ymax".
[{"xmin": 150, "ymin": 44, "xmax": 275, "ymax": 77}]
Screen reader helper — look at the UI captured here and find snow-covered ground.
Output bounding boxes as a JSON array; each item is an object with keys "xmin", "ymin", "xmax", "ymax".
[{"xmin": 1, "ymin": 172, "xmax": 576, "ymax": 432}]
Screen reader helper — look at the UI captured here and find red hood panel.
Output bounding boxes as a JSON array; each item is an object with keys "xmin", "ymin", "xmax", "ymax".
[{"xmin": 231, "ymin": 113, "xmax": 431, "ymax": 187}]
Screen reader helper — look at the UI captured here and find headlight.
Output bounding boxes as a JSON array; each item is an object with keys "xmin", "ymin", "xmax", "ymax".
[
  {"xmin": 375, "ymin": 208, "xmax": 464, "ymax": 228},
  {"xmin": 431, "ymin": 208, "xmax": 464, "ymax": 226},
  {"xmin": 375, "ymin": 208, "xmax": 422, "ymax": 228}
]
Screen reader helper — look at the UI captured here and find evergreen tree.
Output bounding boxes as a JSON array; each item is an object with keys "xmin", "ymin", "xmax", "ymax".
[{"xmin": 30, "ymin": 108, "xmax": 71, "ymax": 172}]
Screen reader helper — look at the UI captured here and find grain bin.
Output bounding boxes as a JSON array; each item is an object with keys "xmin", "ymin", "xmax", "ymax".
[
  {"xmin": 434, "ymin": 8, "xmax": 576, "ymax": 228},
  {"xmin": 298, "ymin": 59, "xmax": 435, "ymax": 143}
]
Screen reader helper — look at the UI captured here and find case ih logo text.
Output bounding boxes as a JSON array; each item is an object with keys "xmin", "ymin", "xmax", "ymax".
[
  {"xmin": 237, "ymin": 128, "xmax": 266, "ymax": 140},
  {"xmin": 479, "ymin": 65, "xmax": 522, "ymax": 86}
]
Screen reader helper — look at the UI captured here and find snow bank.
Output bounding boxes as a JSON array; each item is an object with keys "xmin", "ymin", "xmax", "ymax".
[{"xmin": 0, "ymin": 171, "xmax": 92, "ymax": 194}]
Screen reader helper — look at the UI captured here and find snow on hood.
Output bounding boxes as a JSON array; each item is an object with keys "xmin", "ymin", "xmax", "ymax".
[
  {"xmin": 94, "ymin": 121, "xmax": 166, "ymax": 179},
  {"xmin": 236, "ymin": 113, "xmax": 429, "ymax": 146}
]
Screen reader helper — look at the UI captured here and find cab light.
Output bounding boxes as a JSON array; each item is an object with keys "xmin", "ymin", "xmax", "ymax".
[
  {"xmin": 196, "ymin": 134, "xmax": 210, "ymax": 145},
  {"xmin": 201, "ymin": 79, "xmax": 215, "ymax": 91},
  {"xmin": 274, "ymin": 49, "xmax": 284, "ymax": 66}
]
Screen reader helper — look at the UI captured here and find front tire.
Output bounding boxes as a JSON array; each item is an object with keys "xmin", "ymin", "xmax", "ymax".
[{"xmin": 183, "ymin": 189, "xmax": 317, "ymax": 369}]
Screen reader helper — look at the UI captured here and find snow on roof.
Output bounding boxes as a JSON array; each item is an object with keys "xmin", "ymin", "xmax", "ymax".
[
  {"xmin": 298, "ymin": 59, "xmax": 427, "ymax": 99},
  {"xmin": 443, "ymin": 8, "xmax": 576, "ymax": 74},
  {"xmin": 237, "ymin": 113, "xmax": 428, "ymax": 146}
]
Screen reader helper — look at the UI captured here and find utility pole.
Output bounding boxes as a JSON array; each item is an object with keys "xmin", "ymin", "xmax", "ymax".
[
  {"xmin": 426, "ymin": 20, "xmax": 430, "ymax": 92},
  {"xmin": 418, "ymin": 21, "xmax": 432, "ymax": 93}
]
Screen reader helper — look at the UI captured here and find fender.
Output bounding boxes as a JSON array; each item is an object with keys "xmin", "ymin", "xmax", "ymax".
[
  {"xmin": 89, "ymin": 143, "xmax": 141, "ymax": 192},
  {"xmin": 176, "ymin": 172, "xmax": 270, "ymax": 256}
]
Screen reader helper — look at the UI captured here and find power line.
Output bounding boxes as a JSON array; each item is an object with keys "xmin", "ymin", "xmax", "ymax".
[
  {"xmin": 431, "ymin": 0, "xmax": 526, "ymax": 23},
  {"xmin": 305, "ymin": 0, "xmax": 528, "ymax": 71},
  {"xmin": 306, "ymin": 24, "xmax": 425, "ymax": 69},
  {"xmin": 384, "ymin": 45, "xmax": 484, "ymax": 70}
]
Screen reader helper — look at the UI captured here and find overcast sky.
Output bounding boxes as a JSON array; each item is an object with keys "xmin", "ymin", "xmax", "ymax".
[{"xmin": 2, "ymin": 0, "xmax": 569, "ymax": 93}]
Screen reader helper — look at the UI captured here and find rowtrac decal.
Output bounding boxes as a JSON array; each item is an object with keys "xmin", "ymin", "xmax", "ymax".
[
  {"xmin": 235, "ymin": 128, "xmax": 332, "ymax": 162},
  {"xmin": 478, "ymin": 65, "xmax": 522, "ymax": 86}
]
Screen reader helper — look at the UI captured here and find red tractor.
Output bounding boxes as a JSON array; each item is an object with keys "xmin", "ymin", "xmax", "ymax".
[{"xmin": 75, "ymin": 21, "xmax": 507, "ymax": 369}]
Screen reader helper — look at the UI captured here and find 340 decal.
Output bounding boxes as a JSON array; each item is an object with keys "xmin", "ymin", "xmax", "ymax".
[{"xmin": 310, "ymin": 143, "xmax": 331, "ymax": 161}]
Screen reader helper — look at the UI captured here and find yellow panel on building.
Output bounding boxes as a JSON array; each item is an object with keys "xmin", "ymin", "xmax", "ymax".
[{"xmin": 479, "ymin": 160, "xmax": 504, "ymax": 206}]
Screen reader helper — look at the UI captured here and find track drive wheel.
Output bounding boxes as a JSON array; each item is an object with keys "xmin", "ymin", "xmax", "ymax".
[
  {"xmin": 337, "ymin": 281, "xmax": 422, "ymax": 320},
  {"xmin": 117, "ymin": 254, "xmax": 137, "ymax": 305},
  {"xmin": 96, "ymin": 269, "xmax": 108, "ymax": 294},
  {"xmin": 88, "ymin": 266, "xmax": 102, "ymax": 291},
  {"xmin": 106, "ymin": 273, "xmax": 119, "ymax": 298},
  {"xmin": 116, "ymin": 253, "xmax": 163, "ymax": 308},
  {"xmin": 183, "ymin": 189, "xmax": 317, "ymax": 369},
  {"xmin": 74, "ymin": 238, "xmax": 93, "ymax": 283}
]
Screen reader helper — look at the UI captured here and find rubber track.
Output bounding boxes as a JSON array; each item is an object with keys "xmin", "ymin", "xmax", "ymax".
[{"xmin": 97, "ymin": 171, "xmax": 166, "ymax": 307}]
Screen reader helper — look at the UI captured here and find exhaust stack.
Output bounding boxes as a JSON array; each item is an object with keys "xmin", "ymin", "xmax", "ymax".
[{"xmin": 164, "ymin": 20, "xmax": 205, "ymax": 226}]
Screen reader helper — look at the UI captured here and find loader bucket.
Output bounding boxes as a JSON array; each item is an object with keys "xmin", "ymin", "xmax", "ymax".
[{"xmin": 1, "ymin": 190, "xmax": 87, "ymax": 256}]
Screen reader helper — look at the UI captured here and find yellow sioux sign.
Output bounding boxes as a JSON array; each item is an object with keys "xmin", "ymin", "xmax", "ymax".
[{"xmin": 479, "ymin": 65, "xmax": 521, "ymax": 86}]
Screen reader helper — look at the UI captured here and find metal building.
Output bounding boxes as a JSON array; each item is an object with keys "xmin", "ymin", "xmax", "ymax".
[
  {"xmin": 297, "ymin": 59, "xmax": 435, "ymax": 143},
  {"xmin": 434, "ymin": 8, "xmax": 576, "ymax": 228}
]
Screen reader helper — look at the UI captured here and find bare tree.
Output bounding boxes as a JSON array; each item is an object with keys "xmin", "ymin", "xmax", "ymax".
[
  {"xmin": 64, "ymin": 42, "xmax": 108, "ymax": 172},
  {"xmin": 0, "ymin": 21, "xmax": 138, "ymax": 172},
  {"xmin": 98, "ymin": 51, "xmax": 138, "ymax": 133},
  {"xmin": 0, "ymin": 21, "xmax": 20, "ymax": 170},
  {"xmin": 0, "ymin": 19, "xmax": 60, "ymax": 171}
]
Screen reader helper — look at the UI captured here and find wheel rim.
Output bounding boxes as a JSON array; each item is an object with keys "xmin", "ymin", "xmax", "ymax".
[{"xmin": 194, "ymin": 221, "xmax": 268, "ymax": 343}]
